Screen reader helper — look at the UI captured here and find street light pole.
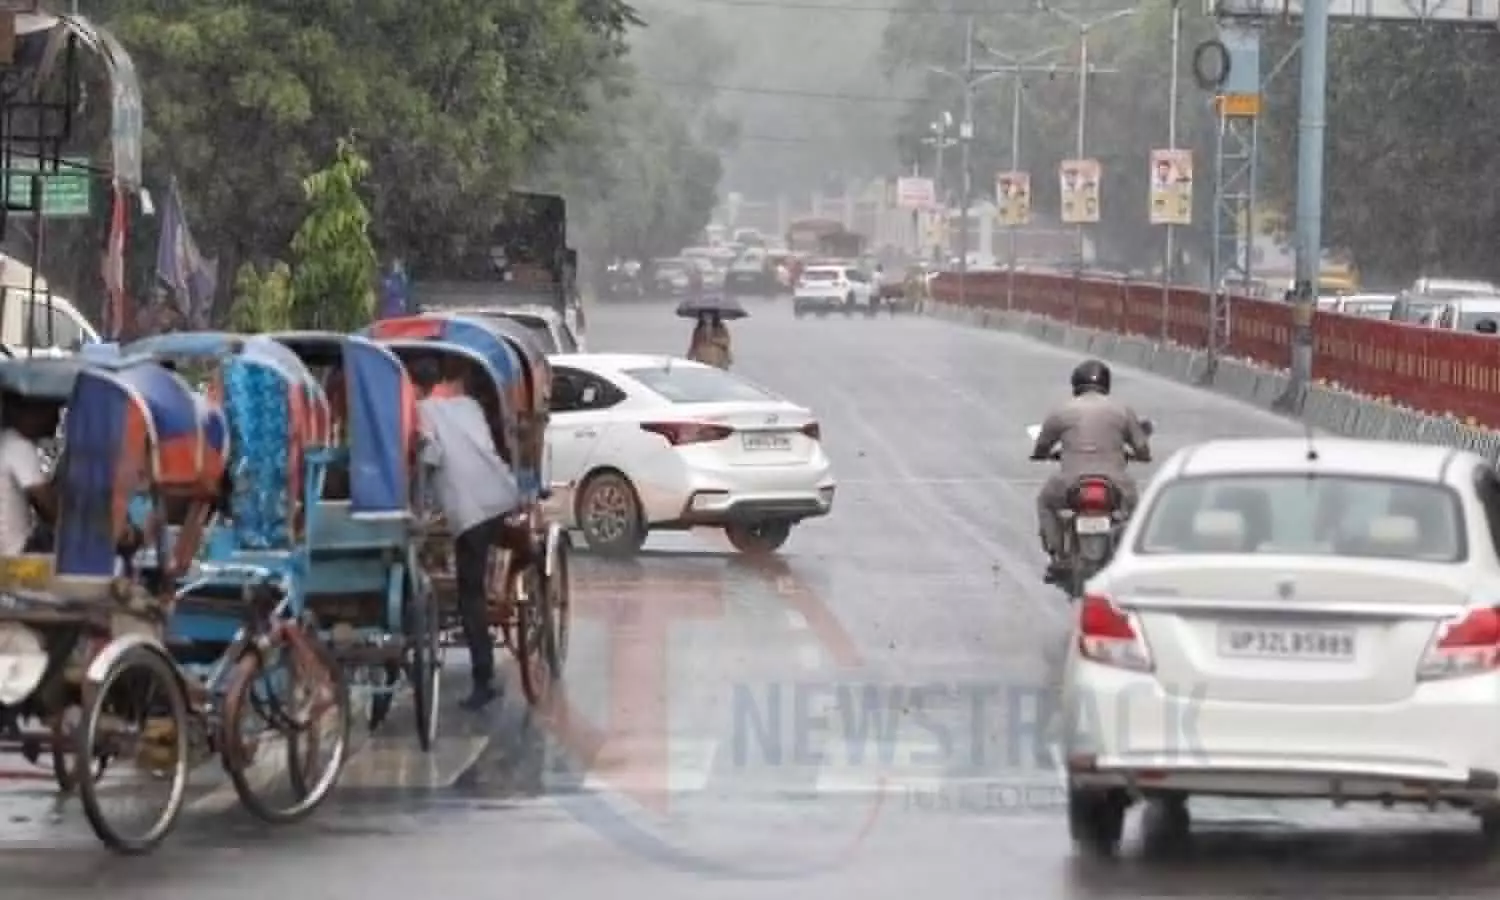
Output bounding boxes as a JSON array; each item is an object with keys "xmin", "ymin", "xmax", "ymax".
[
  {"xmin": 959, "ymin": 15, "xmax": 975, "ymax": 294},
  {"xmin": 1162, "ymin": 0, "xmax": 1181, "ymax": 340},
  {"xmin": 1039, "ymin": 4, "xmax": 1136, "ymax": 278}
]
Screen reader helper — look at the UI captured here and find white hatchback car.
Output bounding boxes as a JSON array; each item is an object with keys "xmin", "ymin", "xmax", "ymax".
[
  {"xmin": 1062, "ymin": 437, "xmax": 1500, "ymax": 854},
  {"xmin": 544, "ymin": 354, "xmax": 835, "ymax": 557}
]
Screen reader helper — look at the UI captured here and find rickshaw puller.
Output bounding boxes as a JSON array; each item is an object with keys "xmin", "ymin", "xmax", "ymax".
[{"xmin": 414, "ymin": 359, "xmax": 536, "ymax": 712}]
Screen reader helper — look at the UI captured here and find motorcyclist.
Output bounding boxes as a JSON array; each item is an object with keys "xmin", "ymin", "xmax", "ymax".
[{"xmin": 1030, "ymin": 359, "xmax": 1152, "ymax": 584}]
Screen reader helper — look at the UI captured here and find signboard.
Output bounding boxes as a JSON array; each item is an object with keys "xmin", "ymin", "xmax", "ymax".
[
  {"xmin": 1149, "ymin": 149, "xmax": 1193, "ymax": 225},
  {"xmin": 896, "ymin": 176, "xmax": 936, "ymax": 210},
  {"xmin": 6, "ymin": 157, "xmax": 91, "ymax": 217},
  {"xmin": 996, "ymin": 171, "xmax": 1031, "ymax": 226},
  {"xmin": 1216, "ymin": 93, "xmax": 1261, "ymax": 117},
  {"xmin": 1059, "ymin": 159, "xmax": 1100, "ymax": 224}
]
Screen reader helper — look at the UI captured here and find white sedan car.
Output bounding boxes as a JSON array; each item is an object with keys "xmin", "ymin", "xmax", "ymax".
[
  {"xmin": 543, "ymin": 353, "xmax": 835, "ymax": 557},
  {"xmin": 1062, "ymin": 437, "xmax": 1500, "ymax": 854}
]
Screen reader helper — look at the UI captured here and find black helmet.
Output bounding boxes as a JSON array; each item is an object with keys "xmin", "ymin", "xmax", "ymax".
[{"xmin": 1071, "ymin": 359, "xmax": 1112, "ymax": 396}]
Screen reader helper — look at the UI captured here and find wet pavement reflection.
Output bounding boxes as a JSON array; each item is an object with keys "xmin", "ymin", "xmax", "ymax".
[{"xmin": 0, "ymin": 299, "xmax": 1490, "ymax": 899}]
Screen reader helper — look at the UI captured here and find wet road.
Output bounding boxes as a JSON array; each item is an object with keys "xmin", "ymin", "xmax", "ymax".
[{"xmin": 4, "ymin": 299, "xmax": 1497, "ymax": 898}]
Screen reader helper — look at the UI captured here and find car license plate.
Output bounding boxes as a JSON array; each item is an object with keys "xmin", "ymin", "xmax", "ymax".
[
  {"xmin": 0, "ymin": 556, "xmax": 51, "ymax": 592},
  {"xmin": 1218, "ymin": 625, "xmax": 1356, "ymax": 661},
  {"xmin": 742, "ymin": 433, "xmax": 791, "ymax": 452},
  {"xmin": 1075, "ymin": 516, "xmax": 1112, "ymax": 535}
]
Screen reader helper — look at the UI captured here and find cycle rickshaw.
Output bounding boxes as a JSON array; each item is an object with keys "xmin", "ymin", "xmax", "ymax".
[
  {"xmin": 125, "ymin": 331, "xmax": 437, "ymax": 750},
  {"xmin": 364, "ymin": 313, "xmax": 571, "ymax": 705},
  {"xmin": 0, "ymin": 353, "xmax": 347, "ymax": 854}
]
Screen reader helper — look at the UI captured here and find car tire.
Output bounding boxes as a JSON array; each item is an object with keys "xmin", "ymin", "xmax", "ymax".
[
  {"xmin": 1067, "ymin": 781, "xmax": 1128, "ymax": 857},
  {"xmin": 1140, "ymin": 796, "xmax": 1191, "ymax": 858},
  {"xmin": 1480, "ymin": 806, "xmax": 1500, "ymax": 843},
  {"xmin": 724, "ymin": 521, "xmax": 793, "ymax": 556},
  {"xmin": 576, "ymin": 471, "xmax": 647, "ymax": 558}
]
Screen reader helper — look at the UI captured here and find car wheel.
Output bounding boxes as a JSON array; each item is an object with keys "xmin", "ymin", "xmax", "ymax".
[
  {"xmin": 1480, "ymin": 806, "xmax": 1500, "ymax": 844},
  {"xmin": 724, "ymin": 521, "xmax": 792, "ymax": 556},
  {"xmin": 1067, "ymin": 781, "xmax": 1128, "ymax": 857},
  {"xmin": 576, "ymin": 471, "xmax": 647, "ymax": 558},
  {"xmin": 1139, "ymin": 796, "xmax": 1191, "ymax": 858}
]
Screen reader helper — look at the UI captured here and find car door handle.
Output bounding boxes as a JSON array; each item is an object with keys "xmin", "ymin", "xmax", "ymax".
[{"xmin": 574, "ymin": 428, "xmax": 596, "ymax": 438}]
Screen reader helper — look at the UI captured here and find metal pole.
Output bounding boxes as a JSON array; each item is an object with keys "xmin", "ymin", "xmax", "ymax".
[
  {"xmin": 1074, "ymin": 25, "xmax": 1088, "ymax": 277},
  {"xmin": 1007, "ymin": 69, "xmax": 1021, "ymax": 310},
  {"xmin": 1161, "ymin": 0, "xmax": 1181, "ymax": 340},
  {"xmin": 934, "ymin": 132, "xmax": 946, "ymax": 264},
  {"xmin": 1282, "ymin": 0, "xmax": 1328, "ymax": 409},
  {"xmin": 958, "ymin": 14, "xmax": 974, "ymax": 297}
]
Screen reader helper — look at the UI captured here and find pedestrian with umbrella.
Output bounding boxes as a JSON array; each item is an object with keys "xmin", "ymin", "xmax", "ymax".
[{"xmin": 678, "ymin": 295, "xmax": 747, "ymax": 370}]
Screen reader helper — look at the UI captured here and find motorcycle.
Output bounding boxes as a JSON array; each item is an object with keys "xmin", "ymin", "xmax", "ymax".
[{"xmin": 1026, "ymin": 418, "xmax": 1153, "ymax": 596}]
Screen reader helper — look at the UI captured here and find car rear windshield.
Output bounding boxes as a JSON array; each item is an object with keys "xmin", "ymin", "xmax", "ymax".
[
  {"xmin": 625, "ymin": 366, "xmax": 775, "ymax": 403},
  {"xmin": 801, "ymin": 269, "xmax": 839, "ymax": 281},
  {"xmin": 1135, "ymin": 474, "xmax": 1464, "ymax": 562}
]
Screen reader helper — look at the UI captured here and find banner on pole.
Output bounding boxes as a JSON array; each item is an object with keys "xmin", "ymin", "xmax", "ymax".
[
  {"xmin": 896, "ymin": 176, "xmax": 936, "ymax": 210},
  {"xmin": 1149, "ymin": 149, "xmax": 1193, "ymax": 225},
  {"xmin": 1059, "ymin": 159, "xmax": 1100, "ymax": 224},
  {"xmin": 995, "ymin": 171, "xmax": 1030, "ymax": 226}
]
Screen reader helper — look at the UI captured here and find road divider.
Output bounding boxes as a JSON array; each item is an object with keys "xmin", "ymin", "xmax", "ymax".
[
  {"xmin": 922, "ymin": 297, "xmax": 1500, "ymax": 458},
  {"xmin": 930, "ymin": 270, "xmax": 1500, "ymax": 433}
]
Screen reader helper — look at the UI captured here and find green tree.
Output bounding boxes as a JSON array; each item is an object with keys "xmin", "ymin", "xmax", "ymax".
[
  {"xmin": 881, "ymin": 0, "xmax": 1221, "ymax": 275},
  {"xmin": 89, "ymin": 0, "xmax": 639, "ymax": 291},
  {"xmin": 1258, "ymin": 25, "xmax": 1500, "ymax": 284},
  {"xmin": 288, "ymin": 139, "xmax": 377, "ymax": 331},
  {"xmin": 229, "ymin": 261, "xmax": 294, "ymax": 333}
]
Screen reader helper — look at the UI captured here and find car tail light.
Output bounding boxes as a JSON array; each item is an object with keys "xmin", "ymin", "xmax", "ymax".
[
  {"xmin": 640, "ymin": 422, "xmax": 734, "ymax": 446},
  {"xmin": 1418, "ymin": 606, "xmax": 1500, "ymax": 680},
  {"xmin": 1078, "ymin": 593, "xmax": 1152, "ymax": 671},
  {"xmin": 800, "ymin": 422, "xmax": 821, "ymax": 440},
  {"xmin": 1075, "ymin": 478, "xmax": 1114, "ymax": 514}
]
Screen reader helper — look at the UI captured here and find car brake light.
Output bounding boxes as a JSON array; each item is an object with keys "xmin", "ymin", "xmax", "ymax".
[
  {"xmin": 801, "ymin": 422, "xmax": 820, "ymax": 440},
  {"xmin": 640, "ymin": 422, "xmax": 734, "ymax": 446},
  {"xmin": 1418, "ymin": 606, "xmax": 1500, "ymax": 680},
  {"xmin": 1078, "ymin": 593, "xmax": 1152, "ymax": 671},
  {"xmin": 1075, "ymin": 478, "xmax": 1113, "ymax": 514}
]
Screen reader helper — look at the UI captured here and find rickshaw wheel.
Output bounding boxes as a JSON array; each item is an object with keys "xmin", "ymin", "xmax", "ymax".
[
  {"xmin": 515, "ymin": 564, "xmax": 559, "ymax": 707},
  {"xmin": 549, "ymin": 536, "xmax": 573, "ymax": 667},
  {"xmin": 51, "ymin": 714, "xmax": 110, "ymax": 793},
  {"xmin": 76, "ymin": 644, "xmax": 191, "ymax": 855},
  {"xmin": 219, "ymin": 632, "xmax": 350, "ymax": 824},
  {"xmin": 407, "ymin": 570, "xmax": 441, "ymax": 752}
]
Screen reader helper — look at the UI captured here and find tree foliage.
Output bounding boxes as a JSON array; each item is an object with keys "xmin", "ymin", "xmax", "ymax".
[
  {"xmin": 539, "ymin": 7, "xmax": 732, "ymax": 262},
  {"xmin": 230, "ymin": 261, "xmax": 293, "ymax": 332},
  {"xmin": 288, "ymin": 139, "xmax": 377, "ymax": 331},
  {"xmin": 879, "ymin": 1, "xmax": 1228, "ymax": 274},
  {"xmin": 1259, "ymin": 26, "xmax": 1500, "ymax": 284},
  {"xmin": 88, "ymin": 0, "xmax": 640, "ymax": 287}
]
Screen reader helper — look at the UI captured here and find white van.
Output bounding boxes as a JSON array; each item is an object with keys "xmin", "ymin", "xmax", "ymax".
[{"xmin": 0, "ymin": 255, "xmax": 99, "ymax": 356}]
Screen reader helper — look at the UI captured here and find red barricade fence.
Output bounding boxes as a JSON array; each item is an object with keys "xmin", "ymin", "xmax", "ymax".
[{"xmin": 932, "ymin": 271, "xmax": 1500, "ymax": 428}]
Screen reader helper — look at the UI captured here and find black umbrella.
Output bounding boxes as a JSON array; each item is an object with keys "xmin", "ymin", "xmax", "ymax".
[{"xmin": 676, "ymin": 294, "xmax": 748, "ymax": 320}]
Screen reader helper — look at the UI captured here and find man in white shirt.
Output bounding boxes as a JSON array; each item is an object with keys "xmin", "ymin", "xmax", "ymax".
[
  {"xmin": 0, "ymin": 394, "xmax": 58, "ymax": 556},
  {"xmin": 414, "ymin": 359, "xmax": 532, "ymax": 711}
]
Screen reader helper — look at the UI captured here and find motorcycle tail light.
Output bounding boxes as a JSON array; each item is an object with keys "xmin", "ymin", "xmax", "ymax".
[{"xmin": 1075, "ymin": 478, "xmax": 1114, "ymax": 514}]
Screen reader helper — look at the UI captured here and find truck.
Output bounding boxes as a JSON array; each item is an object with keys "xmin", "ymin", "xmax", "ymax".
[
  {"xmin": 786, "ymin": 217, "xmax": 866, "ymax": 260},
  {"xmin": 410, "ymin": 191, "xmax": 582, "ymax": 338}
]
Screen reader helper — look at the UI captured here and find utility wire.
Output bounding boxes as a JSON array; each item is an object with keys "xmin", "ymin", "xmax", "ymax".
[
  {"xmin": 645, "ymin": 78, "xmax": 930, "ymax": 103},
  {"xmin": 651, "ymin": 0, "xmax": 1100, "ymax": 13}
]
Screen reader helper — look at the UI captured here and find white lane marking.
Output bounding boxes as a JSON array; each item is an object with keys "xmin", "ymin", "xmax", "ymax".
[
  {"xmin": 797, "ymin": 644, "xmax": 822, "ymax": 670},
  {"xmin": 337, "ymin": 736, "xmax": 490, "ymax": 790},
  {"xmin": 785, "ymin": 610, "xmax": 809, "ymax": 630}
]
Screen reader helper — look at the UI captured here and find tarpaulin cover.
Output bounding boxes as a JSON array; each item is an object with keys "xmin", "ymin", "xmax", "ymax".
[
  {"xmin": 55, "ymin": 369, "xmax": 132, "ymax": 578},
  {"xmin": 243, "ymin": 335, "xmax": 331, "ymax": 447},
  {"xmin": 365, "ymin": 314, "xmax": 522, "ymax": 388},
  {"xmin": 109, "ymin": 363, "xmax": 227, "ymax": 491},
  {"xmin": 344, "ymin": 336, "xmax": 415, "ymax": 514}
]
